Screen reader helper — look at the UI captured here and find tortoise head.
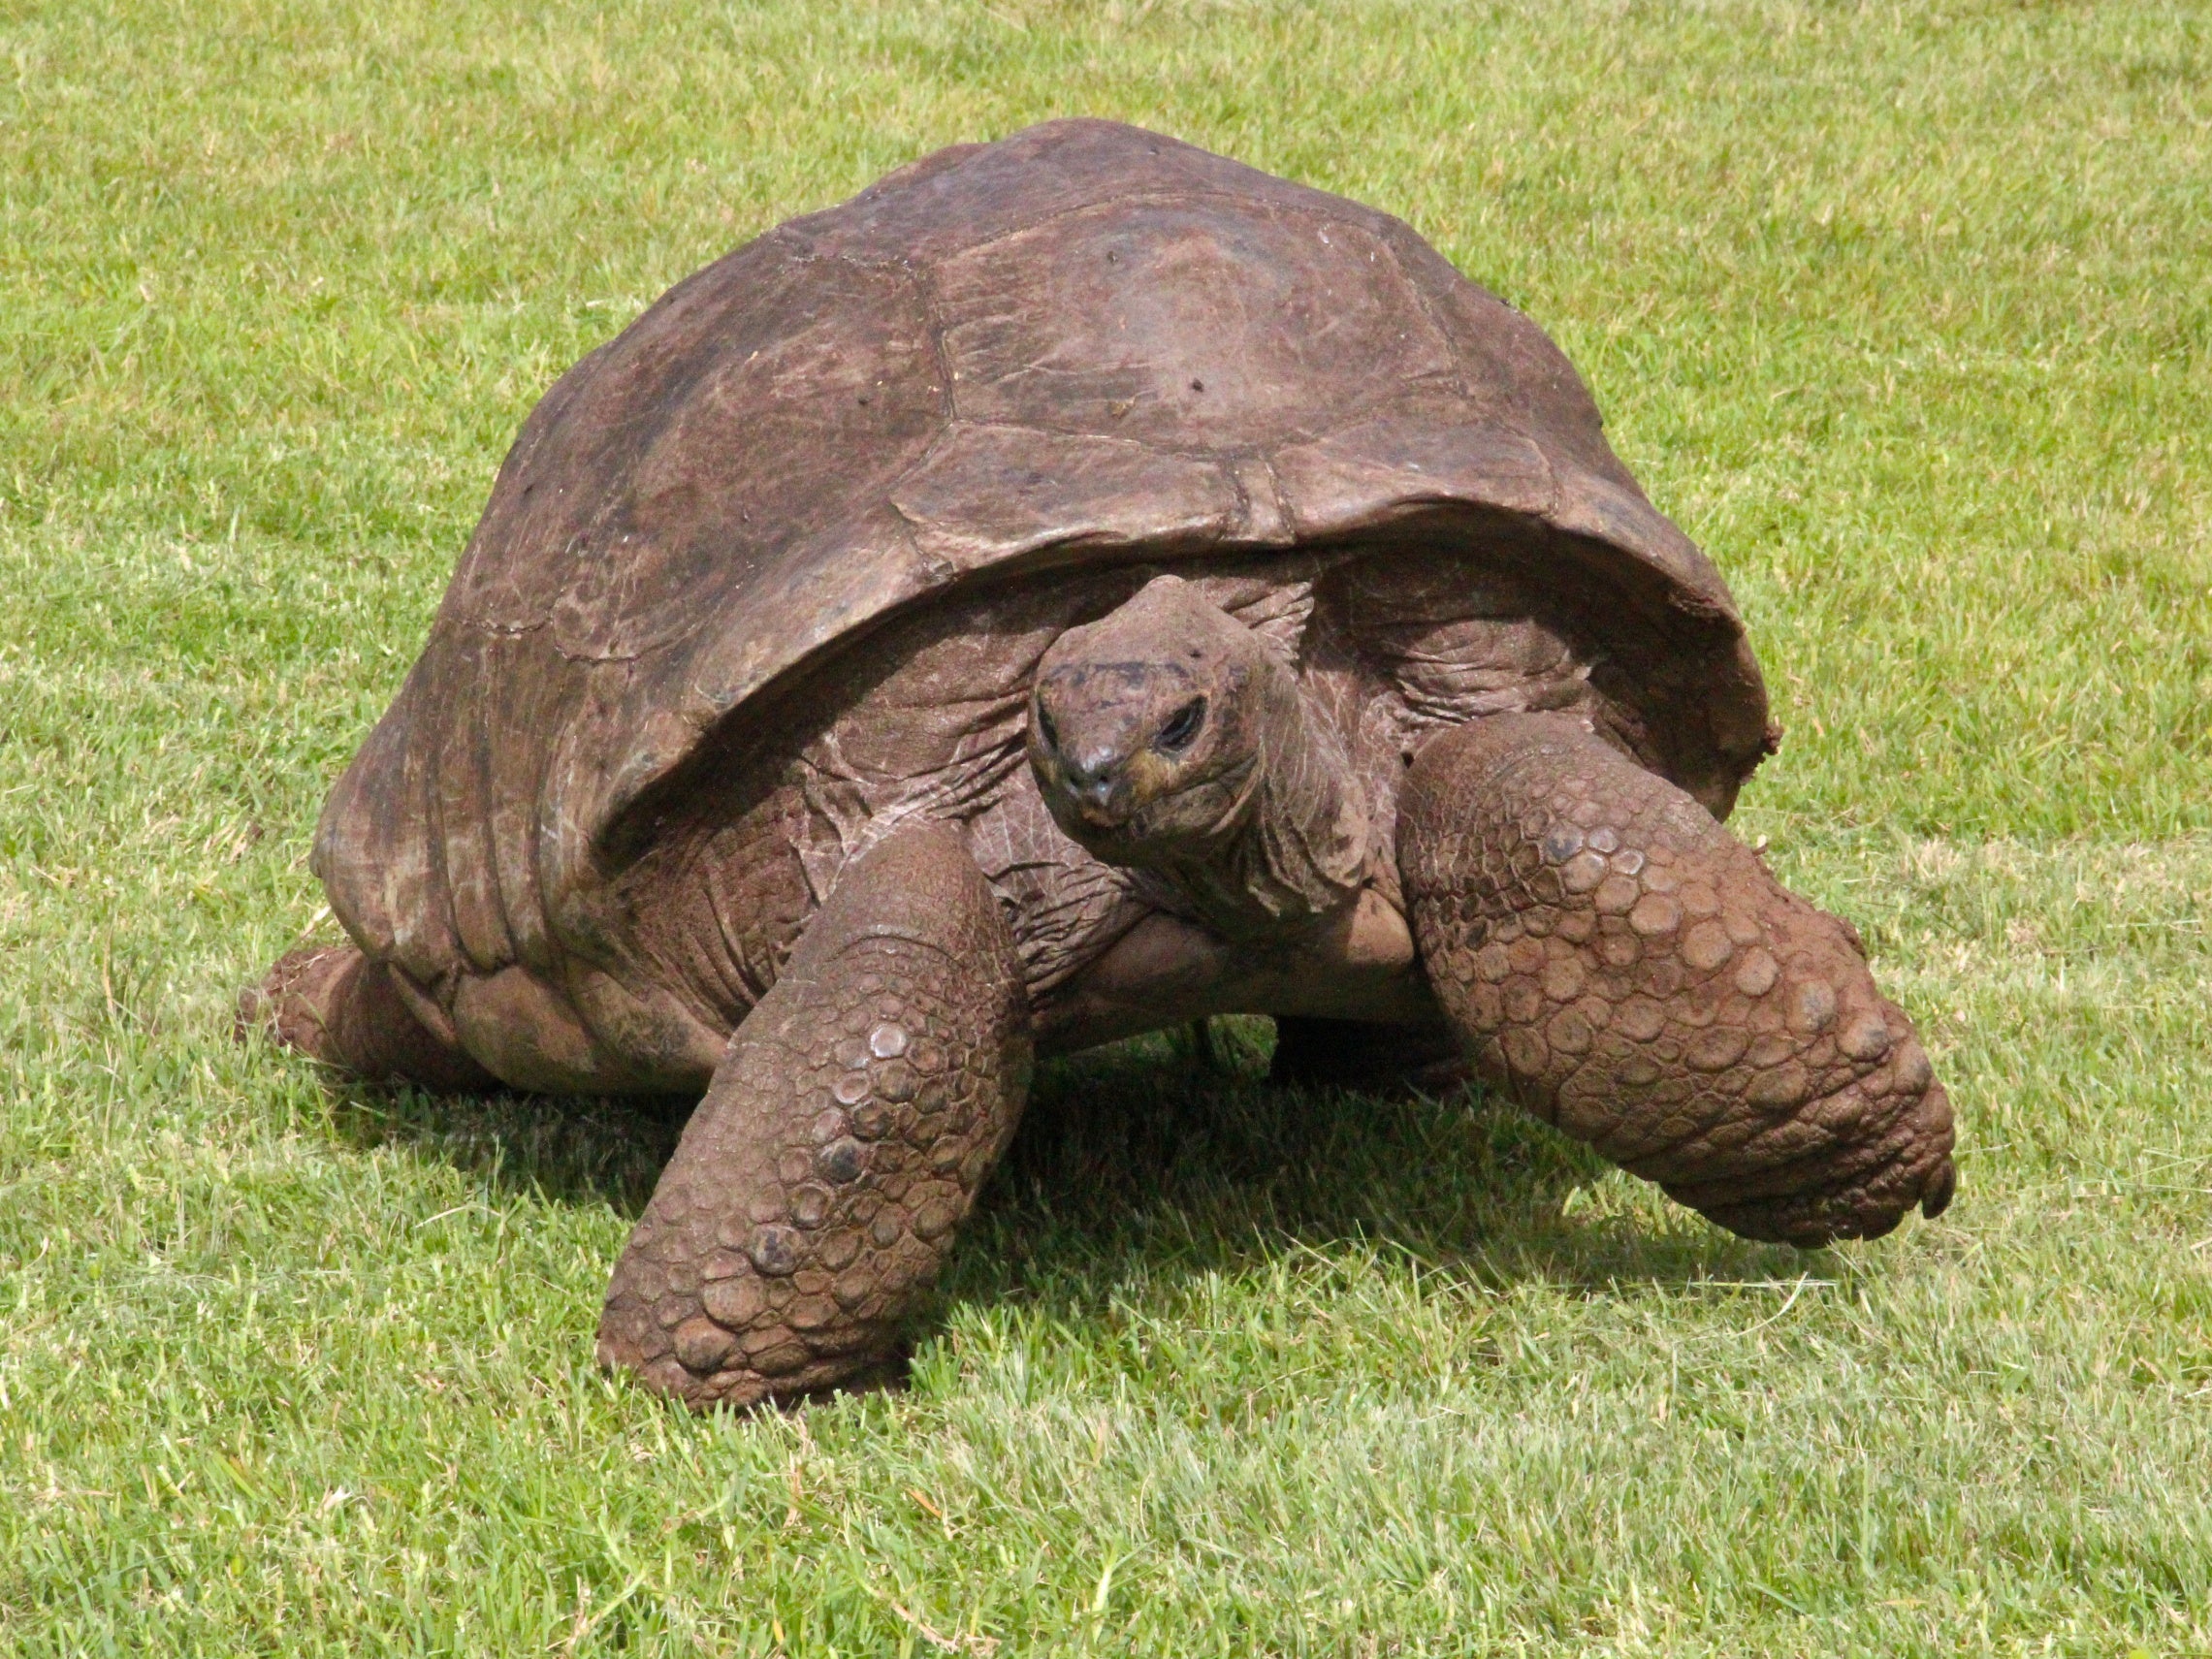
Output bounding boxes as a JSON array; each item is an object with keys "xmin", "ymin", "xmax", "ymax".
[{"xmin": 1027, "ymin": 575, "xmax": 1277, "ymax": 866}]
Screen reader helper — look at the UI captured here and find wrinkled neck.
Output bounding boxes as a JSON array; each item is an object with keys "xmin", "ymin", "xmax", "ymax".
[{"xmin": 1150, "ymin": 663, "xmax": 1369, "ymax": 941}]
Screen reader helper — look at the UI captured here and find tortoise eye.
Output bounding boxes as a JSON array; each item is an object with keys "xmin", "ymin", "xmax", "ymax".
[
  {"xmin": 1035, "ymin": 701, "xmax": 1060, "ymax": 753},
  {"xmin": 1155, "ymin": 697, "xmax": 1206, "ymax": 754}
]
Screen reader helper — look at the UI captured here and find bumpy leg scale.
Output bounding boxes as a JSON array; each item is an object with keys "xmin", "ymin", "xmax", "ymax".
[
  {"xmin": 1399, "ymin": 714, "xmax": 1955, "ymax": 1245},
  {"xmin": 595, "ymin": 821, "xmax": 1032, "ymax": 1410}
]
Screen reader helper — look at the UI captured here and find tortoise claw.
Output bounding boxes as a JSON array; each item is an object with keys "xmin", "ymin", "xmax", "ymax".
[{"xmin": 1920, "ymin": 1157, "xmax": 1958, "ymax": 1221}]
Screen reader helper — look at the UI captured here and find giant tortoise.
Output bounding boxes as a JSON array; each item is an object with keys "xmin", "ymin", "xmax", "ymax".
[{"xmin": 246, "ymin": 119, "xmax": 1957, "ymax": 1410}]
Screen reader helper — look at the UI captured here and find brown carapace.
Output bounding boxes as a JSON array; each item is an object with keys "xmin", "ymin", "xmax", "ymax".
[{"xmin": 242, "ymin": 120, "xmax": 1954, "ymax": 1411}]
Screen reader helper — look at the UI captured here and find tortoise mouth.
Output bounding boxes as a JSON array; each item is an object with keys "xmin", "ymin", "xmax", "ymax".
[
  {"xmin": 1030, "ymin": 730, "xmax": 1262, "ymax": 862},
  {"xmin": 1030, "ymin": 718, "xmax": 1186, "ymax": 835}
]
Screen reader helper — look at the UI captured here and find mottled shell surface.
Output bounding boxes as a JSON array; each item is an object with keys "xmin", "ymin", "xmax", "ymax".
[{"xmin": 316, "ymin": 118, "xmax": 1769, "ymax": 991}]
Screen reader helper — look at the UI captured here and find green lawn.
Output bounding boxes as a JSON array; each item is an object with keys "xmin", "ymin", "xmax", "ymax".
[{"xmin": 4, "ymin": 0, "xmax": 2209, "ymax": 1652}]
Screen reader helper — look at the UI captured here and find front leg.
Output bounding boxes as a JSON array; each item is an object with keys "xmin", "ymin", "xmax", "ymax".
[
  {"xmin": 1399, "ymin": 714, "xmax": 1955, "ymax": 1246},
  {"xmin": 596, "ymin": 821, "xmax": 1031, "ymax": 1410}
]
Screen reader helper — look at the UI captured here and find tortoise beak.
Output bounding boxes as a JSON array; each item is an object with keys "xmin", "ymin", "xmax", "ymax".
[
  {"xmin": 1058, "ymin": 751, "xmax": 1130, "ymax": 826},
  {"xmin": 1072, "ymin": 774, "xmax": 1116, "ymax": 815}
]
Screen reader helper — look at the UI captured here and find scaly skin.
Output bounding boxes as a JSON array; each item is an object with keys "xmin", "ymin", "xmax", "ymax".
[
  {"xmin": 1399, "ymin": 713, "xmax": 1955, "ymax": 1246},
  {"xmin": 594, "ymin": 821, "xmax": 1033, "ymax": 1410}
]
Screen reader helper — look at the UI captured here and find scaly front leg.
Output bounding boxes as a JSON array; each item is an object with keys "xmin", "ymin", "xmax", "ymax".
[
  {"xmin": 596, "ymin": 822, "xmax": 1032, "ymax": 1410},
  {"xmin": 1399, "ymin": 714, "xmax": 1954, "ymax": 1246}
]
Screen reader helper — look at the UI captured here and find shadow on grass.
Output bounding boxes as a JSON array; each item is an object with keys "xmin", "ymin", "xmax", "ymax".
[
  {"xmin": 324, "ymin": 1078, "xmax": 690, "ymax": 1218},
  {"xmin": 322, "ymin": 1016, "xmax": 1795, "ymax": 1324},
  {"xmin": 945, "ymin": 1019, "xmax": 1794, "ymax": 1316}
]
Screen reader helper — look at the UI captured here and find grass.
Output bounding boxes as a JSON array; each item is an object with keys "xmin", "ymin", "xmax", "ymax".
[{"xmin": 2, "ymin": 0, "xmax": 2209, "ymax": 1651}]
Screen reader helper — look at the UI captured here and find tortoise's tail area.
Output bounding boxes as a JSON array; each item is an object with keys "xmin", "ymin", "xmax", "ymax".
[{"xmin": 239, "ymin": 943, "xmax": 495, "ymax": 1092}]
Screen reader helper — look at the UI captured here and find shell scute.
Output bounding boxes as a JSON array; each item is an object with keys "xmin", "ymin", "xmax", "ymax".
[{"xmin": 932, "ymin": 198, "xmax": 1453, "ymax": 451}]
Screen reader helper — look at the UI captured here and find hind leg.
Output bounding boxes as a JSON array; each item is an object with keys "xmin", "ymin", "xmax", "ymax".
[
  {"xmin": 240, "ymin": 942, "xmax": 495, "ymax": 1092},
  {"xmin": 1267, "ymin": 1016, "xmax": 1467, "ymax": 1095},
  {"xmin": 595, "ymin": 821, "xmax": 1033, "ymax": 1412}
]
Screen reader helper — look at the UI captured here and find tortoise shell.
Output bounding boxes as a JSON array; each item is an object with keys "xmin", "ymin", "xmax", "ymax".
[{"xmin": 314, "ymin": 118, "xmax": 1770, "ymax": 994}]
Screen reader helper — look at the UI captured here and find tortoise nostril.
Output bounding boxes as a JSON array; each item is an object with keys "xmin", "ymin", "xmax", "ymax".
[{"xmin": 1070, "ymin": 748, "xmax": 1121, "ymax": 785}]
